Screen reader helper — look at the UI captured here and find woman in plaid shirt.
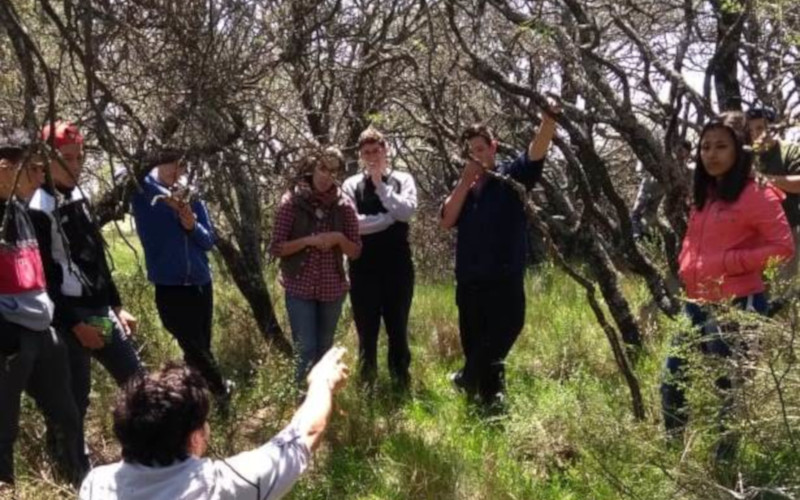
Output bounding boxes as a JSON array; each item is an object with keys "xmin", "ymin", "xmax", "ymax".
[{"xmin": 270, "ymin": 148, "xmax": 361, "ymax": 386}]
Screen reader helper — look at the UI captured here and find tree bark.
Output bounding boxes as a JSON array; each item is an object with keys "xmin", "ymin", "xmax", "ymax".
[{"xmin": 215, "ymin": 237, "xmax": 292, "ymax": 356}]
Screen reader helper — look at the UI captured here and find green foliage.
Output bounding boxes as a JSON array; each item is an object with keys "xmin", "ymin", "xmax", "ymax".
[{"xmin": 10, "ymin": 244, "xmax": 800, "ymax": 499}]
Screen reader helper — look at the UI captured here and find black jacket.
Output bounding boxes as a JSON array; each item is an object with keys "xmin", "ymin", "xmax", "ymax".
[{"xmin": 28, "ymin": 187, "xmax": 121, "ymax": 330}]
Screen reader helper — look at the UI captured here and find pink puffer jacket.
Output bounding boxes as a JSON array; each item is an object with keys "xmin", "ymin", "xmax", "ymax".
[{"xmin": 679, "ymin": 180, "xmax": 795, "ymax": 302}]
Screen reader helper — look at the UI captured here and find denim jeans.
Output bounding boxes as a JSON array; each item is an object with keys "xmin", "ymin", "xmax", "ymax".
[
  {"xmin": 48, "ymin": 306, "xmax": 143, "ymax": 470},
  {"xmin": 285, "ymin": 294, "xmax": 345, "ymax": 386},
  {"xmin": 59, "ymin": 306, "xmax": 143, "ymax": 421},
  {"xmin": 0, "ymin": 325, "xmax": 86, "ymax": 486},
  {"xmin": 661, "ymin": 293, "xmax": 767, "ymax": 434}
]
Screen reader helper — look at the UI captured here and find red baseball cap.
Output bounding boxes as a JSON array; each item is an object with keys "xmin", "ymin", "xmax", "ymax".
[{"xmin": 41, "ymin": 121, "xmax": 84, "ymax": 149}]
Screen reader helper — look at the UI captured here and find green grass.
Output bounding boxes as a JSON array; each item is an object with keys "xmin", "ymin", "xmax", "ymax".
[{"xmin": 9, "ymin": 238, "xmax": 800, "ymax": 499}]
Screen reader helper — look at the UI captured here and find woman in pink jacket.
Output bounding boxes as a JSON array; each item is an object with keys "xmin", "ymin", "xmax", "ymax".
[{"xmin": 662, "ymin": 112, "xmax": 794, "ymax": 458}]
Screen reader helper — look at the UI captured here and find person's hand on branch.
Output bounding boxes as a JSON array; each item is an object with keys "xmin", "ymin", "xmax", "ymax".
[
  {"xmin": 178, "ymin": 204, "xmax": 197, "ymax": 231},
  {"xmin": 544, "ymin": 94, "xmax": 563, "ymax": 118}
]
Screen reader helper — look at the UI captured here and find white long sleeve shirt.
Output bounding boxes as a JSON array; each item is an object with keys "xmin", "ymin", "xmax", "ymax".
[{"xmin": 79, "ymin": 424, "xmax": 309, "ymax": 500}]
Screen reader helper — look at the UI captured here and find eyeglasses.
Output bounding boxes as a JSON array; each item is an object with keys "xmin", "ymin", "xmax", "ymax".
[{"xmin": 315, "ymin": 161, "xmax": 342, "ymax": 177}]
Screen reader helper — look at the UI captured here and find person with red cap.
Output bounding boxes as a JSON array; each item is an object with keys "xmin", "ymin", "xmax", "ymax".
[{"xmin": 28, "ymin": 121, "xmax": 143, "ymax": 469}]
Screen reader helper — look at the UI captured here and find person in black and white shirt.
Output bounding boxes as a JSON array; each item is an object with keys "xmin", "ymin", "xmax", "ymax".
[
  {"xmin": 342, "ymin": 128, "xmax": 417, "ymax": 390},
  {"xmin": 28, "ymin": 122, "xmax": 142, "ymax": 470}
]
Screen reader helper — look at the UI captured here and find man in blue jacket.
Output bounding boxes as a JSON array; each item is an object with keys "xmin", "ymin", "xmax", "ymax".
[{"xmin": 131, "ymin": 151, "xmax": 229, "ymax": 403}]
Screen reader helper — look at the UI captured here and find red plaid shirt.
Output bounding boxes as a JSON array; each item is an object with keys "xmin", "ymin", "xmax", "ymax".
[{"xmin": 269, "ymin": 192, "xmax": 361, "ymax": 301}]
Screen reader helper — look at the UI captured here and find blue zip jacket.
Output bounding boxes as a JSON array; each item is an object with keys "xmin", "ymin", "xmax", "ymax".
[{"xmin": 131, "ymin": 175, "xmax": 215, "ymax": 286}]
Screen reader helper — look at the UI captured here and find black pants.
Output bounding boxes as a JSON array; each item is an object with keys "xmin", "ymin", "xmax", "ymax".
[
  {"xmin": 456, "ymin": 275, "xmax": 525, "ymax": 404},
  {"xmin": 349, "ymin": 263, "xmax": 414, "ymax": 384},
  {"xmin": 155, "ymin": 283, "xmax": 225, "ymax": 395},
  {"xmin": 0, "ymin": 326, "xmax": 86, "ymax": 486}
]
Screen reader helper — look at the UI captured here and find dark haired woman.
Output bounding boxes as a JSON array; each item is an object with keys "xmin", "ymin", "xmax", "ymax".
[
  {"xmin": 661, "ymin": 112, "xmax": 794, "ymax": 455},
  {"xmin": 269, "ymin": 148, "xmax": 361, "ymax": 386}
]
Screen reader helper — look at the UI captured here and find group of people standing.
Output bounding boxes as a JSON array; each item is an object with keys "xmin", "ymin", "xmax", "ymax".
[
  {"xmin": 269, "ymin": 129, "xmax": 418, "ymax": 393},
  {"xmin": 0, "ymin": 109, "xmax": 560, "ymax": 497},
  {"xmin": 1, "ymin": 101, "xmax": 799, "ymax": 497},
  {"xmin": 0, "ymin": 122, "xmax": 221, "ymax": 489},
  {"xmin": 269, "ymin": 112, "xmax": 559, "ymax": 409}
]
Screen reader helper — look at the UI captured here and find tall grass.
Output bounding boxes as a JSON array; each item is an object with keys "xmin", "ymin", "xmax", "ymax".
[{"xmin": 9, "ymin": 237, "xmax": 800, "ymax": 499}]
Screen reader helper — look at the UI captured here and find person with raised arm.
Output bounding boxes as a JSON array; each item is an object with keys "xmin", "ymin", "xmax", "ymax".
[{"xmin": 441, "ymin": 104, "xmax": 559, "ymax": 409}]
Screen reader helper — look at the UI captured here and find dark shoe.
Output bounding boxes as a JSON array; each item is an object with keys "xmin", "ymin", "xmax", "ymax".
[
  {"xmin": 767, "ymin": 298, "xmax": 787, "ymax": 318},
  {"xmin": 449, "ymin": 370, "xmax": 466, "ymax": 392},
  {"xmin": 214, "ymin": 379, "xmax": 235, "ymax": 416},
  {"xmin": 713, "ymin": 433, "xmax": 739, "ymax": 464},
  {"xmin": 359, "ymin": 365, "xmax": 377, "ymax": 387},
  {"xmin": 481, "ymin": 391, "xmax": 507, "ymax": 416},
  {"xmin": 391, "ymin": 374, "xmax": 411, "ymax": 398}
]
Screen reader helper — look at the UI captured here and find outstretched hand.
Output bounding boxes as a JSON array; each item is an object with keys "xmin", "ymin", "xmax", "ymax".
[{"xmin": 307, "ymin": 346, "xmax": 350, "ymax": 393}]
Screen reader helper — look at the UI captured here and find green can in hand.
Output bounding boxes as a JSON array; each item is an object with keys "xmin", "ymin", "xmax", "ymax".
[{"xmin": 86, "ymin": 316, "xmax": 114, "ymax": 343}]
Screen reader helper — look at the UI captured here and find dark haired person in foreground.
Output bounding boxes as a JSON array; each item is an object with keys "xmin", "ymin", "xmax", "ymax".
[
  {"xmin": 663, "ymin": 111, "xmax": 793, "ymax": 460},
  {"xmin": 440, "ymin": 104, "xmax": 559, "ymax": 409},
  {"xmin": 79, "ymin": 347, "xmax": 349, "ymax": 499}
]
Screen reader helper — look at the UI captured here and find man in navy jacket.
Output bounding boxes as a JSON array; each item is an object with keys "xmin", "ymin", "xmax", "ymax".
[
  {"xmin": 441, "ymin": 107, "xmax": 558, "ymax": 408},
  {"xmin": 131, "ymin": 151, "xmax": 228, "ymax": 402}
]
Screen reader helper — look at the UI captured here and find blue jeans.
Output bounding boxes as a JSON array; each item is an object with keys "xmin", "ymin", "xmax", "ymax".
[
  {"xmin": 47, "ymin": 306, "xmax": 143, "ymax": 470},
  {"xmin": 661, "ymin": 293, "xmax": 767, "ymax": 434},
  {"xmin": 285, "ymin": 294, "xmax": 344, "ymax": 386},
  {"xmin": 60, "ymin": 307, "xmax": 143, "ymax": 420}
]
